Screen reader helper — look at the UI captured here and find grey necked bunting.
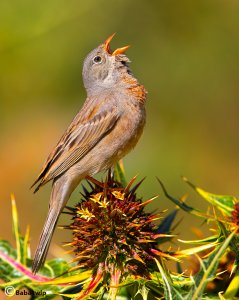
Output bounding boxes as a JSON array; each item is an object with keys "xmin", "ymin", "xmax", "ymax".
[{"xmin": 31, "ymin": 34, "xmax": 147, "ymax": 273}]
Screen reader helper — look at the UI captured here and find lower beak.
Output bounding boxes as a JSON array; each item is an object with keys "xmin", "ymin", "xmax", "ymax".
[{"xmin": 112, "ymin": 45, "xmax": 130, "ymax": 56}]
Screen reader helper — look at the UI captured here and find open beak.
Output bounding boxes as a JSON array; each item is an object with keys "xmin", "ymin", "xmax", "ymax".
[{"xmin": 104, "ymin": 33, "xmax": 130, "ymax": 56}]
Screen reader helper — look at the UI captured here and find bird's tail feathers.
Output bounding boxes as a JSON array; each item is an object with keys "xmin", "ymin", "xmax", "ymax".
[{"xmin": 32, "ymin": 204, "xmax": 61, "ymax": 274}]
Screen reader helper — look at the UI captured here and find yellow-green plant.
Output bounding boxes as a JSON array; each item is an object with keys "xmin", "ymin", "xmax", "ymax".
[{"xmin": 0, "ymin": 164, "xmax": 238, "ymax": 299}]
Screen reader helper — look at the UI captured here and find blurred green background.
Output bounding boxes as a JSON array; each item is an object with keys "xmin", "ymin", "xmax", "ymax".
[{"xmin": 0, "ymin": 0, "xmax": 238, "ymax": 263}]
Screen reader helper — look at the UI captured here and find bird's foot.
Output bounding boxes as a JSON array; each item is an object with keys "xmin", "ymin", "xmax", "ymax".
[
  {"xmin": 85, "ymin": 176, "xmax": 105, "ymax": 188},
  {"xmin": 85, "ymin": 175, "xmax": 124, "ymax": 192}
]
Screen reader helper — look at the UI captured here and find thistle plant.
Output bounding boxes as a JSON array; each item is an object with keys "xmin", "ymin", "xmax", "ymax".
[
  {"xmin": 0, "ymin": 163, "xmax": 239, "ymax": 299},
  {"xmin": 64, "ymin": 171, "xmax": 175, "ymax": 299}
]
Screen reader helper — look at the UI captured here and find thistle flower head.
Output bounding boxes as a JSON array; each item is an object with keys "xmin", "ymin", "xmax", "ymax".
[
  {"xmin": 67, "ymin": 176, "xmax": 161, "ymax": 273},
  {"xmin": 64, "ymin": 173, "xmax": 172, "ymax": 297}
]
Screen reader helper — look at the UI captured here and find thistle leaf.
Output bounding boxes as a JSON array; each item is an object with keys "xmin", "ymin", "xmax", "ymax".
[
  {"xmin": 157, "ymin": 178, "xmax": 204, "ymax": 218},
  {"xmin": 36, "ymin": 270, "xmax": 91, "ymax": 285},
  {"xmin": 224, "ymin": 269, "xmax": 239, "ymax": 299},
  {"xmin": 183, "ymin": 177, "xmax": 236, "ymax": 216},
  {"xmin": 114, "ymin": 161, "xmax": 127, "ymax": 187},
  {"xmin": 186, "ymin": 230, "xmax": 236, "ymax": 300},
  {"xmin": 176, "ymin": 242, "xmax": 217, "ymax": 257},
  {"xmin": 11, "ymin": 195, "xmax": 22, "ymax": 262},
  {"xmin": 157, "ymin": 209, "xmax": 178, "ymax": 234},
  {"xmin": 178, "ymin": 235, "xmax": 218, "ymax": 245},
  {"xmin": 154, "ymin": 258, "xmax": 184, "ymax": 300}
]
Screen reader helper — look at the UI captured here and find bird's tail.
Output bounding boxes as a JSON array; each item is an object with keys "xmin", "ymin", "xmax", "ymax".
[
  {"xmin": 32, "ymin": 175, "xmax": 81, "ymax": 274},
  {"xmin": 32, "ymin": 178, "xmax": 71, "ymax": 274},
  {"xmin": 32, "ymin": 203, "xmax": 61, "ymax": 274}
]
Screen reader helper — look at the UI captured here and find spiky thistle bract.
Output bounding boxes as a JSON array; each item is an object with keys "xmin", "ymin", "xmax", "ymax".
[{"xmin": 64, "ymin": 172, "xmax": 177, "ymax": 299}]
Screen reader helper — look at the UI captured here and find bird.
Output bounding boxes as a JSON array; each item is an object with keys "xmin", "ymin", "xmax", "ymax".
[{"xmin": 31, "ymin": 33, "xmax": 147, "ymax": 273}]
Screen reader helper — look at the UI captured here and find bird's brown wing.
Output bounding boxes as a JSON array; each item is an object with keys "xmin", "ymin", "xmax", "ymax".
[{"xmin": 31, "ymin": 108, "xmax": 119, "ymax": 192}]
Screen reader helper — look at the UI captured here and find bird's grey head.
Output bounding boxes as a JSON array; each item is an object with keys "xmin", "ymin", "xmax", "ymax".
[{"xmin": 82, "ymin": 34, "xmax": 131, "ymax": 94}]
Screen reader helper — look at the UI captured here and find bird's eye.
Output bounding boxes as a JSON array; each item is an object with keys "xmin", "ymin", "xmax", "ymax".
[
  {"xmin": 93, "ymin": 55, "xmax": 102, "ymax": 63},
  {"xmin": 93, "ymin": 55, "xmax": 102, "ymax": 64}
]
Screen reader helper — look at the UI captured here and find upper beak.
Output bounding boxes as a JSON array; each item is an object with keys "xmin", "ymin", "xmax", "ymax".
[{"xmin": 104, "ymin": 33, "xmax": 130, "ymax": 56}]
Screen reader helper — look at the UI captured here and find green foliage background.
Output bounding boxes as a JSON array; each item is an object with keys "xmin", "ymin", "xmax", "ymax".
[{"xmin": 0, "ymin": 0, "xmax": 238, "ymax": 269}]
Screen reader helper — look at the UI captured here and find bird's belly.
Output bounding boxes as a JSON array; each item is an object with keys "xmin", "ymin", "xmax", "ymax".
[
  {"xmin": 71, "ymin": 109, "xmax": 145, "ymax": 177},
  {"xmin": 92, "ymin": 111, "xmax": 145, "ymax": 173}
]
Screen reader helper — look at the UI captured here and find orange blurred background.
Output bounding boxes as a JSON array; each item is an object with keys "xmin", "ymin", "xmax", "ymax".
[{"xmin": 0, "ymin": 0, "xmax": 238, "ymax": 272}]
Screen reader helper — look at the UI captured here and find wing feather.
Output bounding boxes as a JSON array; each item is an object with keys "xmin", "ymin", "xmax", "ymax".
[{"xmin": 32, "ymin": 107, "xmax": 119, "ymax": 192}]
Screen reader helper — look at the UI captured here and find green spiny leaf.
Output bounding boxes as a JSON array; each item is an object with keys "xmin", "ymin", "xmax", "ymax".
[
  {"xmin": 157, "ymin": 209, "xmax": 178, "ymax": 234},
  {"xmin": 176, "ymin": 242, "xmax": 217, "ymax": 257},
  {"xmin": 0, "ymin": 240, "xmax": 20, "ymax": 281},
  {"xmin": 23, "ymin": 225, "xmax": 30, "ymax": 265},
  {"xmin": 218, "ymin": 221, "xmax": 239, "ymax": 273},
  {"xmin": 157, "ymin": 178, "xmax": 205, "ymax": 218},
  {"xmin": 114, "ymin": 161, "xmax": 127, "ymax": 187},
  {"xmin": 224, "ymin": 269, "xmax": 239, "ymax": 299},
  {"xmin": 39, "ymin": 258, "xmax": 70, "ymax": 278},
  {"xmin": 178, "ymin": 235, "xmax": 218, "ymax": 245},
  {"xmin": 183, "ymin": 177, "xmax": 236, "ymax": 216},
  {"xmin": 186, "ymin": 229, "xmax": 236, "ymax": 300},
  {"xmin": 154, "ymin": 258, "xmax": 184, "ymax": 300},
  {"xmin": 11, "ymin": 195, "xmax": 22, "ymax": 262}
]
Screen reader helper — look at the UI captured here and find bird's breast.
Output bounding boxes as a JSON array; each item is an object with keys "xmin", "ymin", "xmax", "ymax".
[{"xmin": 109, "ymin": 100, "xmax": 146, "ymax": 159}]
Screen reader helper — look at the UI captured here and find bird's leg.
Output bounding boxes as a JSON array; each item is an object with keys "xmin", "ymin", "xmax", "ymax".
[
  {"xmin": 86, "ymin": 171, "xmax": 123, "ymax": 193},
  {"xmin": 86, "ymin": 168, "xmax": 113, "ymax": 189},
  {"xmin": 85, "ymin": 176, "xmax": 105, "ymax": 188},
  {"xmin": 106, "ymin": 167, "xmax": 125, "ymax": 192},
  {"xmin": 107, "ymin": 167, "xmax": 113, "ymax": 183}
]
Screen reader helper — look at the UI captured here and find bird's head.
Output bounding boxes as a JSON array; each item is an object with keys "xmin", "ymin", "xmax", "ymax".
[{"xmin": 82, "ymin": 34, "xmax": 131, "ymax": 93}]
